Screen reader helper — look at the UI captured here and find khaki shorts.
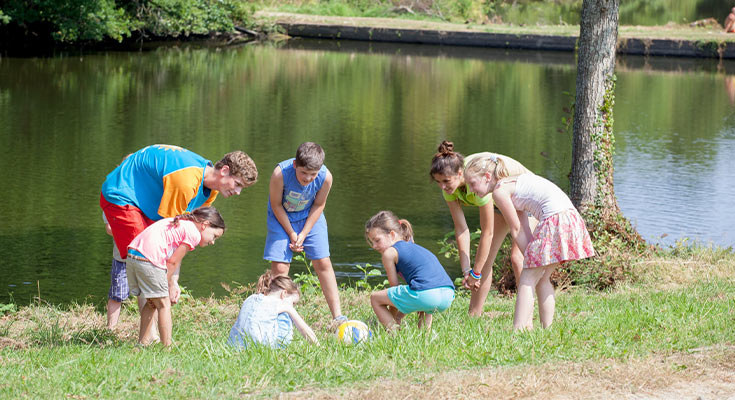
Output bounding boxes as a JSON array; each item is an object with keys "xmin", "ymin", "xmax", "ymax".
[{"xmin": 126, "ymin": 257, "xmax": 169, "ymax": 299}]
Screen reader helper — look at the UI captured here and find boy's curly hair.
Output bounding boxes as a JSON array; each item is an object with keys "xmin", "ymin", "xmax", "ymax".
[{"xmin": 215, "ymin": 151, "xmax": 258, "ymax": 186}]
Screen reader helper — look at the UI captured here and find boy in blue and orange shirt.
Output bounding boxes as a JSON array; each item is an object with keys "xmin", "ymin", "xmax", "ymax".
[{"xmin": 100, "ymin": 144, "xmax": 257, "ymax": 328}]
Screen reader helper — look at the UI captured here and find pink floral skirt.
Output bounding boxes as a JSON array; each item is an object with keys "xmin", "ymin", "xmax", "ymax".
[{"xmin": 524, "ymin": 209, "xmax": 595, "ymax": 268}]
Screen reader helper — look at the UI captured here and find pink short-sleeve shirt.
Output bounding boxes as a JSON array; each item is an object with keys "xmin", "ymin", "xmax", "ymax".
[{"xmin": 128, "ymin": 218, "xmax": 201, "ymax": 270}]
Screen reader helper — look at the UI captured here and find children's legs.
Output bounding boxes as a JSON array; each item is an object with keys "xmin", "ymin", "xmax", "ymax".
[
  {"xmin": 311, "ymin": 257, "xmax": 342, "ymax": 318},
  {"xmin": 271, "ymin": 261, "xmax": 291, "ymax": 277},
  {"xmin": 509, "ymin": 242, "xmax": 525, "ymax": 287},
  {"xmin": 136, "ymin": 295, "xmax": 159, "ymax": 341},
  {"xmin": 417, "ymin": 312, "xmax": 433, "ymax": 330},
  {"xmin": 513, "ymin": 267, "xmax": 546, "ymax": 330},
  {"xmin": 138, "ymin": 299, "xmax": 157, "ymax": 344},
  {"xmin": 536, "ymin": 265, "xmax": 557, "ymax": 328},
  {"xmin": 371, "ymin": 290, "xmax": 400, "ymax": 330},
  {"xmin": 468, "ymin": 213, "xmax": 509, "ymax": 316},
  {"xmin": 154, "ymin": 297, "xmax": 173, "ymax": 347},
  {"xmin": 106, "ymin": 299, "xmax": 122, "ymax": 328},
  {"xmin": 511, "ymin": 216, "xmax": 537, "ymax": 286},
  {"xmin": 389, "ymin": 306, "xmax": 405, "ymax": 325},
  {"xmin": 140, "ymin": 297, "xmax": 172, "ymax": 346}
]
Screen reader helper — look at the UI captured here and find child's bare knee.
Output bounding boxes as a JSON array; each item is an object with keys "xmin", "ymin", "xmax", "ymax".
[{"xmin": 510, "ymin": 252, "xmax": 524, "ymax": 267}]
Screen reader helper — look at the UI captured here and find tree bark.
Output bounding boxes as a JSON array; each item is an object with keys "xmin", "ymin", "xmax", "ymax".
[{"xmin": 570, "ymin": 0, "xmax": 620, "ymax": 219}]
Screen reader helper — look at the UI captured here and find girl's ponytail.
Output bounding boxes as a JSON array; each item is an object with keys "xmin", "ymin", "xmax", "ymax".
[
  {"xmin": 365, "ymin": 210, "xmax": 415, "ymax": 244},
  {"xmin": 465, "ymin": 153, "xmax": 510, "ymax": 181},
  {"xmin": 398, "ymin": 219, "xmax": 414, "ymax": 243},
  {"xmin": 171, "ymin": 207, "xmax": 226, "ymax": 230},
  {"xmin": 256, "ymin": 270, "xmax": 300, "ymax": 296}
]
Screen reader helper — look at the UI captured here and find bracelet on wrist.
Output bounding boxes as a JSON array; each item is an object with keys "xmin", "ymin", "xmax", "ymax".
[{"xmin": 469, "ymin": 270, "xmax": 482, "ymax": 280}]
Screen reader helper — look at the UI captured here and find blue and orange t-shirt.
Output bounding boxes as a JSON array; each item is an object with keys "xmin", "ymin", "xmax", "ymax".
[{"xmin": 101, "ymin": 144, "xmax": 218, "ymax": 221}]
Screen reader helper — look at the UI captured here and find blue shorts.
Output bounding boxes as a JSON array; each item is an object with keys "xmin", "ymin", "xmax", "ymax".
[
  {"xmin": 387, "ymin": 285, "xmax": 455, "ymax": 314},
  {"xmin": 263, "ymin": 212, "xmax": 330, "ymax": 263},
  {"xmin": 108, "ymin": 258, "xmax": 129, "ymax": 302}
]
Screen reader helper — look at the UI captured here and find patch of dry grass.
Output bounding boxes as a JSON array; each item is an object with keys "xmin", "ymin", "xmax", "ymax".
[
  {"xmin": 631, "ymin": 247, "xmax": 735, "ymax": 289},
  {"xmin": 285, "ymin": 345, "xmax": 735, "ymax": 399}
]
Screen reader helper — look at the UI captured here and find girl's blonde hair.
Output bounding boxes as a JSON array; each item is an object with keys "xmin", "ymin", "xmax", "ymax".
[
  {"xmin": 365, "ymin": 210, "xmax": 414, "ymax": 244},
  {"xmin": 256, "ymin": 270, "xmax": 300, "ymax": 296},
  {"xmin": 464, "ymin": 153, "xmax": 510, "ymax": 182},
  {"xmin": 171, "ymin": 206, "xmax": 226, "ymax": 230}
]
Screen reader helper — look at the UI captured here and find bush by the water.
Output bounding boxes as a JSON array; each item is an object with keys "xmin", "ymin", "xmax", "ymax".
[
  {"xmin": 0, "ymin": 0, "xmax": 253, "ymax": 45},
  {"xmin": 437, "ymin": 209, "xmax": 654, "ymax": 293}
]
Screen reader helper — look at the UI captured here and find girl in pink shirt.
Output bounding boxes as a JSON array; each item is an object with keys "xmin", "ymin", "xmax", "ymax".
[
  {"xmin": 127, "ymin": 207, "xmax": 226, "ymax": 347},
  {"xmin": 463, "ymin": 154, "xmax": 594, "ymax": 331}
]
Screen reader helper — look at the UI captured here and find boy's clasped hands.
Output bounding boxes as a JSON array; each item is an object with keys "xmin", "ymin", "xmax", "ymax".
[{"xmin": 288, "ymin": 231, "xmax": 305, "ymax": 253}]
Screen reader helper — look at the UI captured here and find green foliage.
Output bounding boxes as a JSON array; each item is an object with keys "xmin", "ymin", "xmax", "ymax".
[
  {"xmin": 292, "ymin": 253, "xmax": 323, "ymax": 295},
  {"xmin": 665, "ymin": 237, "xmax": 734, "ymax": 260},
  {"xmin": 437, "ymin": 213, "xmax": 652, "ymax": 292},
  {"xmin": 0, "ymin": 9, "xmax": 11, "ymax": 25},
  {"xmin": 1, "ymin": 0, "xmax": 253, "ymax": 45},
  {"xmin": 133, "ymin": 0, "xmax": 252, "ymax": 38},
  {"xmin": 3, "ymin": 0, "xmax": 134, "ymax": 42},
  {"xmin": 354, "ymin": 263, "xmax": 388, "ymax": 290},
  {"xmin": 293, "ymin": 252, "xmax": 388, "ymax": 293},
  {"xmin": 0, "ymin": 302, "xmax": 17, "ymax": 316}
]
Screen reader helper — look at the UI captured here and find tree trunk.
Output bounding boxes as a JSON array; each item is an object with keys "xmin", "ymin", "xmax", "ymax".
[{"xmin": 570, "ymin": 0, "xmax": 620, "ymax": 220}]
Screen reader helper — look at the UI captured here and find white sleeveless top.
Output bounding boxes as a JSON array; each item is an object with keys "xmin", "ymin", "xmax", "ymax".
[{"xmin": 509, "ymin": 173, "xmax": 575, "ymax": 221}]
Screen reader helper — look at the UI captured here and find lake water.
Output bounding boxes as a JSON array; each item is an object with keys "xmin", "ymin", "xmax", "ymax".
[{"xmin": 1, "ymin": 39, "xmax": 734, "ymax": 305}]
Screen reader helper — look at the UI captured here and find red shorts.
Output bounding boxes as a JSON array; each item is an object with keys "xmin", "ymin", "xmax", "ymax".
[{"xmin": 100, "ymin": 193, "xmax": 155, "ymax": 259}]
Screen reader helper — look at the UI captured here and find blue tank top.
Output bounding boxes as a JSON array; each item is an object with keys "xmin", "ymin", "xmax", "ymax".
[
  {"xmin": 267, "ymin": 158, "xmax": 328, "ymax": 222},
  {"xmin": 393, "ymin": 241, "xmax": 455, "ymax": 291}
]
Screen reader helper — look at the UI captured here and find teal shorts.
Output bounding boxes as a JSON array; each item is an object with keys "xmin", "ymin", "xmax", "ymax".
[{"xmin": 387, "ymin": 285, "xmax": 455, "ymax": 314}]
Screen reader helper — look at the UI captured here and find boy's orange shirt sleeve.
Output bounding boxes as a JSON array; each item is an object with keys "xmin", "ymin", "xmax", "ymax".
[{"xmin": 158, "ymin": 167, "xmax": 204, "ymax": 218}]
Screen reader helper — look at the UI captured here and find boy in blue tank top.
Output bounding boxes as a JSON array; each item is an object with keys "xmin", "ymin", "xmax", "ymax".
[
  {"xmin": 264, "ymin": 142, "xmax": 345, "ymax": 324},
  {"xmin": 365, "ymin": 211, "xmax": 455, "ymax": 331}
]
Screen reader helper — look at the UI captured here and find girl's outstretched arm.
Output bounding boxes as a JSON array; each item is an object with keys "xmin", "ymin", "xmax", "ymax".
[
  {"xmin": 473, "ymin": 202, "xmax": 495, "ymax": 274},
  {"xmin": 280, "ymin": 305, "xmax": 318, "ymax": 344},
  {"xmin": 446, "ymin": 200, "xmax": 471, "ymax": 275}
]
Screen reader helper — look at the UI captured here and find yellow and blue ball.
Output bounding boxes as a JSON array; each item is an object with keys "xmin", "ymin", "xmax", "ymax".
[{"xmin": 336, "ymin": 320, "xmax": 372, "ymax": 345}]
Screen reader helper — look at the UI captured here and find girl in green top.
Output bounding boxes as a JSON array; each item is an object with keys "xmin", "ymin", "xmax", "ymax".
[{"xmin": 430, "ymin": 141, "xmax": 536, "ymax": 316}]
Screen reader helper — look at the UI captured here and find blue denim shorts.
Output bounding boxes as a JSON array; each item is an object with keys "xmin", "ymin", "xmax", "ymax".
[
  {"xmin": 108, "ymin": 258, "xmax": 129, "ymax": 302},
  {"xmin": 263, "ymin": 212, "xmax": 330, "ymax": 263},
  {"xmin": 387, "ymin": 285, "xmax": 455, "ymax": 314}
]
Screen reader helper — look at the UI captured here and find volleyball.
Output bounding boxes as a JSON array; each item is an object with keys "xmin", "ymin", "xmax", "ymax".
[{"xmin": 336, "ymin": 320, "xmax": 372, "ymax": 345}]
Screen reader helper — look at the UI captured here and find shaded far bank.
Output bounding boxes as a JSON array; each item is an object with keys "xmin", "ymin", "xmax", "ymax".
[{"xmin": 258, "ymin": 11, "xmax": 735, "ymax": 59}]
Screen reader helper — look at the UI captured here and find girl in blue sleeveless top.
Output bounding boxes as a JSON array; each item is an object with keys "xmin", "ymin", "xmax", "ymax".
[{"xmin": 365, "ymin": 211, "xmax": 455, "ymax": 331}]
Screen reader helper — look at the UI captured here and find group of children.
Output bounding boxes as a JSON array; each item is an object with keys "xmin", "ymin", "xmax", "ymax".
[{"xmin": 105, "ymin": 140, "xmax": 594, "ymax": 348}]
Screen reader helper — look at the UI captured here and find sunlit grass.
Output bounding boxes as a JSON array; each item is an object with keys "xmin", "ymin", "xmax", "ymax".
[
  {"xmin": 255, "ymin": 9, "xmax": 735, "ymax": 42},
  {"xmin": 0, "ymin": 246, "xmax": 733, "ymax": 397}
]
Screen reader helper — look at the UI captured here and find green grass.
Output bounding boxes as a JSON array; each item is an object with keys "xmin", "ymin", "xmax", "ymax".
[
  {"xmin": 254, "ymin": 8, "xmax": 735, "ymax": 43},
  {"xmin": 1, "ymin": 248, "xmax": 733, "ymax": 398}
]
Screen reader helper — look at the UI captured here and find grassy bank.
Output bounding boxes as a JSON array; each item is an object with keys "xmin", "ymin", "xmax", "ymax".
[
  {"xmin": 0, "ymin": 244, "xmax": 733, "ymax": 397},
  {"xmin": 255, "ymin": 10, "xmax": 735, "ymax": 43}
]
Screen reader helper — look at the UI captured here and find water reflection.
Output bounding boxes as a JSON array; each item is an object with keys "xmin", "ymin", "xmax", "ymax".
[{"xmin": 1, "ymin": 41, "xmax": 734, "ymax": 305}]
